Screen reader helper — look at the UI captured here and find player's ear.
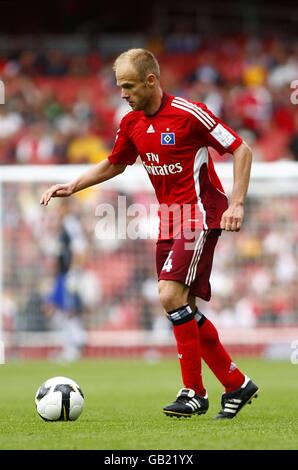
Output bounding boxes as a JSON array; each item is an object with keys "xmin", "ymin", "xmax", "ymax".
[{"xmin": 146, "ymin": 74, "xmax": 155, "ymax": 88}]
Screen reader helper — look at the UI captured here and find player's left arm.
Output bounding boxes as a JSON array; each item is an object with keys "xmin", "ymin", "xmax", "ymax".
[{"xmin": 220, "ymin": 141, "xmax": 252, "ymax": 232}]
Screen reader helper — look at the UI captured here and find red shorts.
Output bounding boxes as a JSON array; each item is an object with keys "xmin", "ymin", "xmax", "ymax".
[{"xmin": 156, "ymin": 229, "xmax": 221, "ymax": 301}]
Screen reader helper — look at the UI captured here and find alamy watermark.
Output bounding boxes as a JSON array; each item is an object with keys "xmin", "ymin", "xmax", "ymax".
[
  {"xmin": 0, "ymin": 340, "xmax": 5, "ymax": 364},
  {"xmin": 290, "ymin": 340, "xmax": 298, "ymax": 364},
  {"xmin": 94, "ymin": 196, "xmax": 205, "ymax": 249},
  {"xmin": 290, "ymin": 80, "xmax": 298, "ymax": 105},
  {"xmin": 0, "ymin": 80, "xmax": 5, "ymax": 104}
]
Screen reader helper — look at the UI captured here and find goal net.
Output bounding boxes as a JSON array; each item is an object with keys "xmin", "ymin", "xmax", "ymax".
[{"xmin": 1, "ymin": 161, "xmax": 298, "ymax": 360}]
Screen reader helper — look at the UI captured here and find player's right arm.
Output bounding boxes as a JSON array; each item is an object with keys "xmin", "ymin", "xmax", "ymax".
[
  {"xmin": 41, "ymin": 114, "xmax": 138, "ymax": 206},
  {"xmin": 40, "ymin": 159, "xmax": 127, "ymax": 206}
]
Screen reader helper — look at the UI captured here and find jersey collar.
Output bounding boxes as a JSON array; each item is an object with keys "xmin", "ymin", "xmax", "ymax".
[{"xmin": 145, "ymin": 92, "xmax": 169, "ymax": 117}]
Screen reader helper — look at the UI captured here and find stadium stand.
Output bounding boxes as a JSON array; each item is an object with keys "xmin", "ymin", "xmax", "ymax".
[{"xmin": 0, "ymin": 33, "xmax": 298, "ymax": 164}]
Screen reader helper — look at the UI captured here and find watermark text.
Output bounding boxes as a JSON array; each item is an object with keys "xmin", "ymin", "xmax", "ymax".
[
  {"xmin": 290, "ymin": 80, "xmax": 298, "ymax": 105},
  {"xmin": 94, "ymin": 196, "xmax": 205, "ymax": 249},
  {"xmin": 290, "ymin": 340, "xmax": 298, "ymax": 364},
  {"xmin": 0, "ymin": 80, "xmax": 5, "ymax": 104},
  {"xmin": 0, "ymin": 340, "xmax": 5, "ymax": 364}
]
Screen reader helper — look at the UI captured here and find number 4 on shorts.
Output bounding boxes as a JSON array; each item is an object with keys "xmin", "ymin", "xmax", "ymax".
[{"xmin": 162, "ymin": 250, "xmax": 173, "ymax": 272}]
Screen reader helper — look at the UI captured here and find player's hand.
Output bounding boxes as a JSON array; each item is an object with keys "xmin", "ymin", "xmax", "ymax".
[
  {"xmin": 40, "ymin": 183, "xmax": 73, "ymax": 206},
  {"xmin": 220, "ymin": 203, "xmax": 244, "ymax": 232}
]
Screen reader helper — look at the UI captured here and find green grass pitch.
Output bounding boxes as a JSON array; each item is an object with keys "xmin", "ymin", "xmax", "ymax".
[{"xmin": 0, "ymin": 357, "xmax": 297, "ymax": 450}]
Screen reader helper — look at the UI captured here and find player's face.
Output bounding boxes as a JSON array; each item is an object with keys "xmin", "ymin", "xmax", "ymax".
[{"xmin": 115, "ymin": 61, "xmax": 153, "ymax": 112}]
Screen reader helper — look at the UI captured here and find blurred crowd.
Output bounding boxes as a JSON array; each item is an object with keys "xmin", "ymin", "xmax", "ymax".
[
  {"xmin": 0, "ymin": 33, "xmax": 298, "ymax": 164},
  {"xmin": 2, "ymin": 184, "xmax": 298, "ymax": 336}
]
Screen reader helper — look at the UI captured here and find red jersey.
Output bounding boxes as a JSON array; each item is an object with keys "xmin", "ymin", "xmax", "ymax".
[{"xmin": 108, "ymin": 94, "xmax": 242, "ymax": 238}]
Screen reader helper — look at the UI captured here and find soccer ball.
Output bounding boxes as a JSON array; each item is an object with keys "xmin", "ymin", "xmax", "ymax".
[{"xmin": 35, "ymin": 376, "xmax": 84, "ymax": 421}]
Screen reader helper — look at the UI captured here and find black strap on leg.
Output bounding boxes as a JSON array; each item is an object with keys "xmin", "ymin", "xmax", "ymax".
[
  {"xmin": 193, "ymin": 307, "xmax": 206, "ymax": 327},
  {"xmin": 167, "ymin": 304, "xmax": 194, "ymax": 325}
]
